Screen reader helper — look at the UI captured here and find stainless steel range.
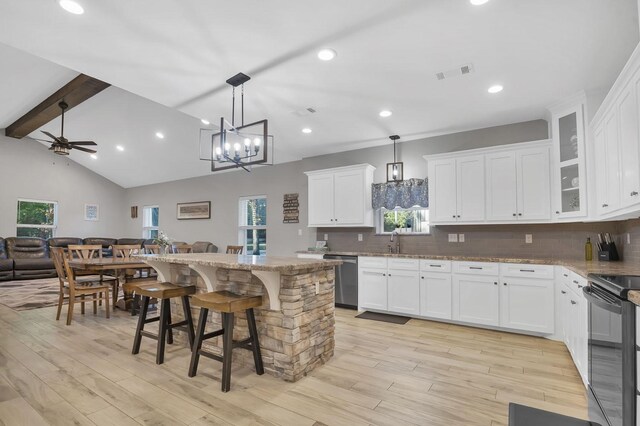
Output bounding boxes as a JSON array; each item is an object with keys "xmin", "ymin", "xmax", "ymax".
[{"xmin": 586, "ymin": 274, "xmax": 638, "ymax": 426}]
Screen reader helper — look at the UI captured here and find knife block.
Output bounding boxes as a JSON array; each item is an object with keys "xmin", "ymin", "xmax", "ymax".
[{"xmin": 598, "ymin": 242, "xmax": 620, "ymax": 261}]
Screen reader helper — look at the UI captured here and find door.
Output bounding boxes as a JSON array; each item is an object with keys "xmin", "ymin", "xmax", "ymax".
[
  {"xmin": 456, "ymin": 155, "xmax": 485, "ymax": 222},
  {"xmin": 453, "ymin": 275, "xmax": 499, "ymax": 326},
  {"xmin": 358, "ymin": 268, "xmax": 387, "ymax": 311},
  {"xmin": 499, "ymin": 278, "xmax": 554, "ymax": 333},
  {"xmin": 604, "ymin": 110, "xmax": 621, "ymax": 212},
  {"xmin": 485, "ymin": 151, "xmax": 517, "ymax": 221},
  {"xmin": 594, "ymin": 124, "xmax": 610, "ymax": 215},
  {"xmin": 308, "ymin": 173, "xmax": 334, "ymax": 226},
  {"xmin": 554, "ymin": 106, "xmax": 587, "ymax": 218},
  {"xmin": 429, "ymin": 158, "xmax": 457, "ymax": 222},
  {"xmin": 420, "ymin": 273, "xmax": 452, "ymax": 319},
  {"xmin": 619, "ymin": 81, "xmax": 640, "ymax": 207},
  {"xmin": 334, "ymin": 170, "xmax": 365, "ymax": 225},
  {"xmin": 517, "ymin": 148, "xmax": 551, "ymax": 220},
  {"xmin": 387, "ymin": 269, "xmax": 420, "ymax": 315}
]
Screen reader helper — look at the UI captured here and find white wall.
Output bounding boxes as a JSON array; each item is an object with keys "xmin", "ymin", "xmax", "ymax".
[{"xmin": 0, "ymin": 134, "xmax": 126, "ymax": 238}]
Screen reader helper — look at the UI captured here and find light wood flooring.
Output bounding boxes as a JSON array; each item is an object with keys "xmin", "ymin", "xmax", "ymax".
[{"xmin": 0, "ymin": 302, "xmax": 587, "ymax": 425}]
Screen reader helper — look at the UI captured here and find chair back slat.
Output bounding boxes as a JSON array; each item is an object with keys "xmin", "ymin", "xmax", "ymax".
[
  {"xmin": 112, "ymin": 244, "xmax": 142, "ymax": 259},
  {"xmin": 226, "ymin": 245, "xmax": 244, "ymax": 254},
  {"xmin": 68, "ymin": 244, "xmax": 102, "ymax": 260},
  {"xmin": 145, "ymin": 244, "xmax": 160, "ymax": 254},
  {"xmin": 51, "ymin": 247, "xmax": 68, "ymax": 288},
  {"xmin": 173, "ymin": 244, "xmax": 193, "ymax": 254}
]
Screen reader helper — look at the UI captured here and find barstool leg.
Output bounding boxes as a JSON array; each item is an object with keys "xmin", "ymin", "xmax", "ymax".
[
  {"xmin": 182, "ymin": 296, "xmax": 195, "ymax": 348},
  {"xmin": 188, "ymin": 308, "xmax": 208, "ymax": 377},
  {"xmin": 165, "ymin": 299, "xmax": 174, "ymax": 345},
  {"xmin": 132, "ymin": 296, "xmax": 150, "ymax": 355},
  {"xmin": 246, "ymin": 308, "xmax": 264, "ymax": 375},
  {"xmin": 221, "ymin": 312, "xmax": 234, "ymax": 392},
  {"xmin": 156, "ymin": 298, "xmax": 169, "ymax": 364}
]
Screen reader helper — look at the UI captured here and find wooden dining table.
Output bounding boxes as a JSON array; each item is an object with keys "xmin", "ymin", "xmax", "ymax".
[{"xmin": 67, "ymin": 257, "xmax": 154, "ymax": 311}]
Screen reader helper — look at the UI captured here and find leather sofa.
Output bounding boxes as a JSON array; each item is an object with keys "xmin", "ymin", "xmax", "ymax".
[
  {"xmin": 82, "ymin": 237, "xmax": 117, "ymax": 257},
  {"xmin": 6, "ymin": 237, "xmax": 56, "ymax": 279},
  {"xmin": 0, "ymin": 238, "xmax": 13, "ymax": 280},
  {"xmin": 49, "ymin": 237, "xmax": 83, "ymax": 250}
]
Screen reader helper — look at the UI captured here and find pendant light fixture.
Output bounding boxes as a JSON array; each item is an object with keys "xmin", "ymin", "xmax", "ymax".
[{"xmin": 386, "ymin": 135, "xmax": 403, "ymax": 182}]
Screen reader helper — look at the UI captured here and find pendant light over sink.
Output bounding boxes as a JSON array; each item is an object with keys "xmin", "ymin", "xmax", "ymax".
[{"xmin": 386, "ymin": 135, "xmax": 403, "ymax": 182}]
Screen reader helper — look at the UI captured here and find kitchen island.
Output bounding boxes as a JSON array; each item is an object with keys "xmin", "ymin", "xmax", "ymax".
[{"xmin": 135, "ymin": 253, "xmax": 341, "ymax": 382}]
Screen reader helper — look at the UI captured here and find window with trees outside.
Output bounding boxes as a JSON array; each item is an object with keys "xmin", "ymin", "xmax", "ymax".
[
  {"xmin": 377, "ymin": 207, "xmax": 430, "ymax": 234},
  {"xmin": 142, "ymin": 206, "xmax": 159, "ymax": 239},
  {"xmin": 16, "ymin": 199, "xmax": 58, "ymax": 239},
  {"xmin": 239, "ymin": 196, "xmax": 267, "ymax": 255}
]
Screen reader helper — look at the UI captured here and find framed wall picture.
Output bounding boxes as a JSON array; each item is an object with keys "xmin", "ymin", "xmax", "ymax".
[
  {"xmin": 84, "ymin": 204, "xmax": 99, "ymax": 221},
  {"xmin": 177, "ymin": 201, "xmax": 211, "ymax": 220}
]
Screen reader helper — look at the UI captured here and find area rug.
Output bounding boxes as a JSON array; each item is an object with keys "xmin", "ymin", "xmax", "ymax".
[
  {"xmin": 355, "ymin": 311, "xmax": 411, "ymax": 324},
  {"xmin": 0, "ymin": 278, "xmax": 61, "ymax": 311}
]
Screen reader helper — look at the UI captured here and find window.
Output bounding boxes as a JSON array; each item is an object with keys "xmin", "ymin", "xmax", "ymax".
[
  {"xmin": 16, "ymin": 199, "xmax": 57, "ymax": 239},
  {"xmin": 142, "ymin": 206, "xmax": 159, "ymax": 239},
  {"xmin": 239, "ymin": 196, "xmax": 267, "ymax": 255},
  {"xmin": 377, "ymin": 206, "xmax": 430, "ymax": 234}
]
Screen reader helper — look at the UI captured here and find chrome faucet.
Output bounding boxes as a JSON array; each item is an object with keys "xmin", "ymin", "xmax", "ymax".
[{"xmin": 389, "ymin": 231, "xmax": 401, "ymax": 254}]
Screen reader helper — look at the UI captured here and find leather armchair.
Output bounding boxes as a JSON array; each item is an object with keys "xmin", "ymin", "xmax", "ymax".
[
  {"xmin": 83, "ymin": 238, "xmax": 117, "ymax": 257},
  {"xmin": 0, "ymin": 238, "xmax": 13, "ymax": 281},
  {"xmin": 6, "ymin": 237, "xmax": 55, "ymax": 279},
  {"xmin": 192, "ymin": 241, "xmax": 218, "ymax": 253}
]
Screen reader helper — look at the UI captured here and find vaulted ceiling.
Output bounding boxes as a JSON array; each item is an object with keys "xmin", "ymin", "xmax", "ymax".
[{"xmin": 0, "ymin": 0, "xmax": 637, "ymax": 187}]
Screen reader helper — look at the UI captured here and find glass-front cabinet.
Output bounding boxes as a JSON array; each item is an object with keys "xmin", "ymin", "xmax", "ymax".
[{"xmin": 550, "ymin": 96, "xmax": 587, "ymax": 219}]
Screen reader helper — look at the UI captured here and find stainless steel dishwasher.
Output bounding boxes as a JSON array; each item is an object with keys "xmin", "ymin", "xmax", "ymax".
[{"xmin": 324, "ymin": 255, "xmax": 358, "ymax": 309}]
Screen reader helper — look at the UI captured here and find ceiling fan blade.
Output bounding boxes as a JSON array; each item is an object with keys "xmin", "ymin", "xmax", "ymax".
[
  {"xmin": 68, "ymin": 141, "xmax": 97, "ymax": 146},
  {"xmin": 71, "ymin": 146, "xmax": 97, "ymax": 154},
  {"xmin": 41, "ymin": 131, "xmax": 63, "ymax": 143}
]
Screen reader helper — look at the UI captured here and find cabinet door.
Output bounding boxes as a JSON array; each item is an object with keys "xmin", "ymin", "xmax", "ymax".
[
  {"xmin": 517, "ymin": 148, "xmax": 551, "ymax": 220},
  {"xmin": 429, "ymin": 159, "xmax": 457, "ymax": 222},
  {"xmin": 499, "ymin": 278, "xmax": 554, "ymax": 333},
  {"xmin": 485, "ymin": 152, "xmax": 517, "ymax": 221},
  {"xmin": 387, "ymin": 269, "xmax": 420, "ymax": 315},
  {"xmin": 420, "ymin": 273, "xmax": 452, "ymax": 319},
  {"xmin": 604, "ymin": 110, "xmax": 622, "ymax": 211},
  {"xmin": 334, "ymin": 169, "xmax": 365, "ymax": 225},
  {"xmin": 594, "ymin": 124, "xmax": 610, "ymax": 215},
  {"xmin": 619, "ymin": 81, "xmax": 640, "ymax": 207},
  {"xmin": 453, "ymin": 275, "xmax": 499, "ymax": 326},
  {"xmin": 456, "ymin": 156, "xmax": 485, "ymax": 222},
  {"xmin": 358, "ymin": 268, "xmax": 387, "ymax": 311},
  {"xmin": 308, "ymin": 173, "xmax": 335, "ymax": 226},
  {"xmin": 574, "ymin": 293, "xmax": 589, "ymax": 384}
]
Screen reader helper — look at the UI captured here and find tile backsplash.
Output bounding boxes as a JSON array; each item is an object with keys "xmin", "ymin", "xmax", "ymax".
[{"xmin": 317, "ymin": 219, "xmax": 640, "ymax": 262}]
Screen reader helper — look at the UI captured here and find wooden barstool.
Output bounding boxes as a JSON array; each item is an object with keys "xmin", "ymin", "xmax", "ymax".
[
  {"xmin": 132, "ymin": 282, "xmax": 196, "ymax": 364},
  {"xmin": 188, "ymin": 291, "xmax": 264, "ymax": 392}
]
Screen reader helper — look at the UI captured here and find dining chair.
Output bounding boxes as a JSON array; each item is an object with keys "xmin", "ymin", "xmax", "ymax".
[
  {"xmin": 226, "ymin": 245, "xmax": 244, "ymax": 254},
  {"xmin": 173, "ymin": 244, "xmax": 194, "ymax": 254},
  {"xmin": 68, "ymin": 244, "xmax": 120, "ymax": 305},
  {"xmin": 51, "ymin": 247, "xmax": 111, "ymax": 325},
  {"xmin": 144, "ymin": 244, "xmax": 160, "ymax": 254}
]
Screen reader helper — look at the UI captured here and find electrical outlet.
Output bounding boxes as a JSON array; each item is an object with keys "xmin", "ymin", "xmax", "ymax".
[
  {"xmin": 458, "ymin": 233, "xmax": 465, "ymax": 243},
  {"xmin": 525, "ymin": 234, "xmax": 533, "ymax": 244},
  {"xmin": 298, "ymin": 229, "xmax": 302, "ymax": 236},
  {"xmin": 324, "ymin": 234, "xmax": 328, "ymax": 241},
  {"xmin": 448, "ymin": 234, "xmax": 458, "ymax": 243},
  {"xmin": 315, "ymin": 281, "xmax": 320, "ymax": 295},
  {"xmin": 358, "ymin": 233, "xmax": 363, "ymax": 242},
  {"xmin": 627, "ymin": 233, "xmax": 631, "ymax": 244}
]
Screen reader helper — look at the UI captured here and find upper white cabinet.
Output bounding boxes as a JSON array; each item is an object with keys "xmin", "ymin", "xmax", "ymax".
[
  {"xmin": 305, "ymin": 164, "xmax": 375, "ymax": 227},
  {"xmin": 548, "ymin": 95, "xmax": 588, "ymax": 219},
  {"xmin": 426, "ymin": 140, "xmax": 551, "ymax": 225}
]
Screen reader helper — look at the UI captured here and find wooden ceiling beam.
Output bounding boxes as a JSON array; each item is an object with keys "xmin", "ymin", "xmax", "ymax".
[{"xmin": 5, "ymin": 74, "xmax": 110, "ymax": 139}]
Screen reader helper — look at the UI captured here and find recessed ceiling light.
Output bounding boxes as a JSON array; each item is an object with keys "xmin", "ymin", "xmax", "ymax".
[
  {"xmin": 90, "ymin": 154, "xmax": 98, "ymax": 160},
  {"xmin": 488, "ymin": 84, "xmax": 503, "ymax": 94},
  {"xmin": 155, "ymin": 132, "xmax": 165, "ymax": 139},
  {"xmin": 470, "ymin": 0, "xmax": 489, "ymax": 5},
  {"xmin": 59, "ymin": 0, "xmax": 84, "ymax": 14},
  {"xmin": 116, "ymin": 145, "xmax": 124, "ymax": 152},
  {"xmin": 302, "ymin": 128, "xmax": 312, "ymax": 134},
  {"xmin": 379, "ymin": 110, "xmax": 392, "ymax": 118},
  {"xmin": 201, "ymin": 119, "xmax": 210, "ymax": 125},
  {"xmin": 317, "ymin": 48, "xmax": 337, "ymax": 61}
]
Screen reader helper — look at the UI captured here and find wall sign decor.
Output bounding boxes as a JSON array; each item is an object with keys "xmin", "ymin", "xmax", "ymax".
[
  {"xmin": 177, "ymin": 201, "xmax": 211, "ymax": 220},
  {"xmin": 131, "ymin": 206, "xmax": 138, "ymax": 219},
  {"xmin": 283, "ymin": 193, "xmax": 299, "ymax": 223},
  {"xmin": 84, "ymin": 204, "xmax": 99, "ymax": 221}
]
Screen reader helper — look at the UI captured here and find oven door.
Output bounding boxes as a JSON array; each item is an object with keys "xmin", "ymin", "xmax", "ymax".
[{"xmin": 583, "ymin": 284, "xmax": 635, "ymax": 426}]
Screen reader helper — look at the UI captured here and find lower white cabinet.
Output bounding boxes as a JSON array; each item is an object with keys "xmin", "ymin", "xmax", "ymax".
[
  {"xmin": 387, "ymin": 269, "xmax": 420, "ymax": 315},
  {"xmin": 558, "ymin": 269, "xmax": 588, "ymax": 385},
  {"xmin": 358, "ymin": 267, "xmax": 387, "ymax": 311},
  {"xmin": 499, "ymin": 277, "xmax": 554, "ymax": 333},
  {"xmin": 453, "ymin": 274, "xmax": 500, "ymax": 326},
  {"xmin": 420, "ymin": 272, "xmax": 452, "ymax": 319}
]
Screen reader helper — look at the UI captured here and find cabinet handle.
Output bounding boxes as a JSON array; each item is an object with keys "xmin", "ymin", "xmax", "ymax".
[
  {"xmin": 429, "ymin": 264, "xmax": 442, "ymax": 268},
  {"xmin": 571, "ymin": 300, "xmax": 577, "ymax": 305},
  {"xmin": 503, "ymin": 283, "xmax": 507, "ymax": 286},
  {"xmin": 421, "ymin": 276, "xmax": 424, "ymax": 279},
  {"xmin": 494, "ymin": 282, "xmax": 497, "ymax": 285},
  {"xmin": 457, "ymin": 215, "xmax": 461, "ymax": 218},
  {"xmin": 452, "ymin": 215, "xmax": 456, "ymax": 219},
  {"xmin": 520, "ymin": 269, "xmax": 535, "ymax": 273},
  {"xmin": 561, "ymin": 290, "xmax": 567, "ymax": 294},
  {"xmin": 563, "ymin": 273, "xmax": 568, "ymax": 277},
  {"xmin": 578, "ymin": 285, "xmax": 583, "ymax": 289},
  {"xmin": 518, "ymin": 213, "xmax": 522, "ymax": 216},
  {"xmin": 555, "ymin": 211, "xmax": 560, "ymax": 214},
  {"xmin": 572, "ymin": 280, "xmax": 579, "ymax": 284},
  {"xmin": 512, "ymin": 213, "xmax": 516, "ymax": 217},
  {"xmin": 470, "ymin": 266, "xmax": 483, "ymax": 270},
  {"xmin": 383, "ymin": 273, "xmax": 386, "ymax": 276},
  {"xmin": 335, "ymin": 218, "xmax": 338, "ymax": 222},
  {"xmin": 632, "ymin": 191, "xmax": 639, "ymax": 196},
  {"xmin": 330, "ymin": 219, "xmax": 334, "ymax": 221},
  {"xmin": 602, "ymin": 204, "xmax": 608, "ymax": 208}
]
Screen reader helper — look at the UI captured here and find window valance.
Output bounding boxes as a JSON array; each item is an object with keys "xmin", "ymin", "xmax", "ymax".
[{"xmin": 372, "ymin": 178, "xmax": 428, "ymax": 210}]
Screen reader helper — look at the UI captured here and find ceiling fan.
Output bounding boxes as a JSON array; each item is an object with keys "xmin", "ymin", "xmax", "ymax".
[{"xmin": 36, "ymin": 101, "xmax": 97, "ymax": 156}]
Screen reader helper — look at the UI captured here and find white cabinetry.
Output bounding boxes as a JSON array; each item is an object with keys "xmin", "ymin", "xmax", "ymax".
[
  {"xmin": 558, "ymin": 268, "xmax": 588, "ymax": 385},
  {"xmin": 358, "ymin": 267, "xmax": 388, "ymax": 311},
  {"xmin": 419, "ymin": 260, "xmax": 452, "ymax": 319},
  {"xmin": 428, "ymin": 156, "xmax": 484, "ymax": 222},
  {"xmin": 387, "ymin": 269, "xmax": 420, "ymax": 315},
  {"xmin": 429, "ymin": 159, "xmax": 458, "ymax": 222},
  {"xmin": 453, "ymin": 274, "xmax": 500, "ymax": 326},
  {"xmin": 305, "ymin": 164, "xmax": 375, "ymax": 227}
]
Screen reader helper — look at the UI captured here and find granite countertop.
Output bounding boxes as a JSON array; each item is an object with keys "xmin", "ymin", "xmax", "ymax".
[
  {"xmin": 135, "ymin": 253, "xmax": 342, "ymax": 273},
  {"xmin": 296, "ymin": 250, "xmax": 640, "ymax": 278}
]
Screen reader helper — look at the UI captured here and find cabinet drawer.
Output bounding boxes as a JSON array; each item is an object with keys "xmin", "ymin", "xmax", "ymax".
[
  {"xmin": 388, "ymin": 258, "xmax": 419, "ymax": 270},
  {"xmin": 499, "ymin": 263, "xmax": 554, "ymax": 279},
  {"xmin": 419, "ymin": 259, "xmax": 452, "ymax": 273},
  {"xmin": 569, "ymin": 272, "xmax": 587, "ymax": 295},
  {"xmin": 359, "ymin": 256, "xmax": 388, "ymax": 269},
  {"xmin": 636, "ymin": 307, "xmax": 640, "ymax": 345},
  {"xmin": 559, "ymin": 267, "xmax": 572, "ymax": 285},
  {"xmin": 454, "ymin": 261, "xmax": 499, "ymax": 276}
]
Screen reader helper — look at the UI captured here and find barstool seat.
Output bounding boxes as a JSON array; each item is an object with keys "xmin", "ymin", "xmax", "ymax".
[
  {"xmin": 188, "ymin": 291, "xmax": 264, "ymax": 392},
  {"xmin": 132, "ymin": 282, "xmax": 196, "ymax": 365}
]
